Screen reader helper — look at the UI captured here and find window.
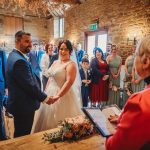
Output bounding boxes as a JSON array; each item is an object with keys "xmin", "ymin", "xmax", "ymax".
[
  {"xmin": 59, "ymin": 17, "xmax": 64, "ymax": 37},
  {"xmin": 54, "ymin": 17, "xmax": 64, "ymax": 38}
]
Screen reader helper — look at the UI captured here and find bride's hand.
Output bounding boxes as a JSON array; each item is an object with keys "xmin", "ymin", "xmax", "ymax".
[
  {"xmin": 46, "ymin": 96, "xmax": 55, "ymax": 105},
  {"xmin": 52, "ymin": 95, "xmax": 60, "ymax": 102}
]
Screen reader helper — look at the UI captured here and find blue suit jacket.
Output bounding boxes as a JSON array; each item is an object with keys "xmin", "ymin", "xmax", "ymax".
[
  {"xmin": 6, "ymin": 49, "xmax": 47, "ymax": 115},
  {"xmin": 0, "ymin": 50, "xmax": 7, "ymax": 102},
  {"xmin": 79, "ymin": 68, "xmax": 91, "ymax": 87},
  {"xmin": 28, "ymin": 50, "xmax": 44, "ymax": 77},
  {"xmin": 77, "ymin": 49, "xmax": 84, "ymax": 62}
]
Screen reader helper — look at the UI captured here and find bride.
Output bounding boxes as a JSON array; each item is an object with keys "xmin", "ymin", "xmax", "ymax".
[{"xmin": 31, "ymin": 40, "xmax": 83, "ymax": 133}]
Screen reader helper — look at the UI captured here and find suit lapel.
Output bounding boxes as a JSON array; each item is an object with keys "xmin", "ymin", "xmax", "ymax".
[
  {"xmin": 81, "ymin": 68, "xmax": 86, "ymax": 79},
  {"xmin": 15, "ymin": 49, "xmax": 41, "ymax": 88}
]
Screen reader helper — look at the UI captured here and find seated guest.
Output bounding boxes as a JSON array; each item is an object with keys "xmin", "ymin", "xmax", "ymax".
[
  {"xmin": 79, "ymin": 58, "xmax": 91, "ymax": 107},
  {"xmin": 105, "ymin": 36, "xmax": 150, "ymax": 150}
]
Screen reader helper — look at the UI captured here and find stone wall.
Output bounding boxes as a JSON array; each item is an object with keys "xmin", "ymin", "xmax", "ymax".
[
  {"xmin": 0, "ymin": 0, "xmax": 149, "ymax": 62},
  {"xmin": 48, "ymin": 0, "xmax": 150, "ymax": 62},
  {"xmin": 68, "ymin": 0, "xmax": 149, "ymax": 62}
]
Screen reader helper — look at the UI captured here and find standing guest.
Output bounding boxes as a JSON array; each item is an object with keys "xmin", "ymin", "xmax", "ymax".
[
  {"xmin": 122, "ymin": 47, "xmax": 136, "ymax": 106},
  {"xmin": 0, "ymin": 49, "xmax": 7, "ymax": 140},
  {"xmin": 28, "ymin": 43, "xmax": 44, "ymax": 78},
  {"xmin": 76, "ymin": 43, "xmax": 84, "ymax": 63},
  {"xmin": 6, "ymin": 31, "xmax": 53, "ymax": 138},
  {"xmin": 132, "ymin": 65, "xmax": 145, "ymax": 93},
  {"xmin": 53, "ymin": 44, "xmax": 58, "ymax": 54},
  {"xmin": 79, "ymin": 58, "xmax": 91, "ymax": 107},
  {"xmin": 41, "ymin": 44, "xmax": 58, "ymax": 91},
  {"xmin": 106, "ymin": 45, "xmax": 122, "ymax": 107},
  {"xmin": 106, "ymin": 36, "xmax": 150, "ymax": 150},
  {"xmin": 90, "ymin": 47, "xmax": 109, "ymax": 107}
]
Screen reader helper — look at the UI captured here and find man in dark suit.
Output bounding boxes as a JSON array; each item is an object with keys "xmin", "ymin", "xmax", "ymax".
[
  {"xmin": 0, "ymin": 49, "xmax": 7, "ymax": 140},
  {"xmin": 76, "ymin": 43, "xmax": 84, "ymax": 63},
  {"xmin": 28, "ymin": 43, "xmax": 44, "ymax": 78},
  {"xmin": 79, "ymin": 58, "xmax": 91, "ymax": 107},
  {"xmin": 6, "ymin": 31, "xmax": 53, "ymax": 138}
]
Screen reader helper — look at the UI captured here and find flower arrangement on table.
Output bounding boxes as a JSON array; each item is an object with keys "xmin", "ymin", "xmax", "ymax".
[{"xmin": 42, "ymin": 115, "xmax": 94, "ymax": 143}]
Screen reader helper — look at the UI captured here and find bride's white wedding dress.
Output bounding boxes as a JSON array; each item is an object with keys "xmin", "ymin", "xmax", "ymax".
[{"xmin": 31, "ymin": 60, "xmax": 82, "ymax": 133}]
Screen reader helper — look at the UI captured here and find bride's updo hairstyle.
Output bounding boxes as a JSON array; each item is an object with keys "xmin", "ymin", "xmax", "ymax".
[{"xmin": 58, "ymin": 40, "xmax": 73, "ymax": 55}]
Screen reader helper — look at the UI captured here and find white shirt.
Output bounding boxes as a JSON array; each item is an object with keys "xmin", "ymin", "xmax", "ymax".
[{"xmin": 40, "ymin": 53, "xmax": 50, "ymax": 77}]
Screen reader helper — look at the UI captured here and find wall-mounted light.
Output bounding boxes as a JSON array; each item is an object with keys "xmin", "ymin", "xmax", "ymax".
[{"xmin": 127, "ymin": 34, "xmax": 137, "ymax": 45}]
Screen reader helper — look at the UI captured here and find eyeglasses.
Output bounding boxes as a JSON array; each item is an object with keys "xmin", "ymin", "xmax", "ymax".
[{"xmin": 59, "ymin": 48, "xmax": 69, "ymax": 51}]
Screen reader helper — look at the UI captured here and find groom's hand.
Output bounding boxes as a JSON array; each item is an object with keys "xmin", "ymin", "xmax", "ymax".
[{"xmin": 46, "ymin": 96, "xmax": 55, "ymax": 105}]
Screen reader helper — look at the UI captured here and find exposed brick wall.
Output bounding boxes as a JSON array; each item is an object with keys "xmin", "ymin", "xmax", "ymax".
[
  {"xmin": 0, "ymin": 0, "xmax": 149, "ymax": 63},
  {"xmin": 48, "ymin": 0, "xmax": 150, "ymax": 63},
  {"xmin": 68, "ymin": 0, "xmax": 149, "ymax": 62}
]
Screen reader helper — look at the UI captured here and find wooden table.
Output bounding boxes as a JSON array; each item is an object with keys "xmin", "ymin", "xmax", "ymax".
[{"xmin": 0, "ymin": 128, "xmax": 106, "ymax": 150}]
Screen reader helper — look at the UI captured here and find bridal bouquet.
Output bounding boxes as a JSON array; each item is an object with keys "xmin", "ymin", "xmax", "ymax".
[{"xmin": 42, "ymin": 115, "xmax": 94, "ymax": 143}]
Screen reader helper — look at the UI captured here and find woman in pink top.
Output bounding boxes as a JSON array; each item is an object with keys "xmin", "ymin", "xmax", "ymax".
[{"xmin": 106, "ymin": 36, "xmax": 150, "ymax": 150}]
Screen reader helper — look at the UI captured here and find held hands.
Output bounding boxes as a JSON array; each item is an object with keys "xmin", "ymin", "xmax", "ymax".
[
  {"xmin": 102, "ymin": 75, "xmax": 109, "ymax": 81},
  {"xmin": 113, "ymin": 74, "xmax": 118, "ymax": 79},
  {"xmin": 82, "ymin": 80, "xmax": 91, "ymax": 85},
  {"xmin": 46, "ymin": 95, "xmax": 60, "ymax": 105}
]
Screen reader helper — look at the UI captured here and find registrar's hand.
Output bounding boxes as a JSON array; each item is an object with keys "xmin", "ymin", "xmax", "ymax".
[{"xmin": 108, "ymin": 114, "xmax": 119, "ymax": 124}]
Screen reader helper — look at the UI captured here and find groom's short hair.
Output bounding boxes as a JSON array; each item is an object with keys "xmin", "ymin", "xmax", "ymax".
[{"xmin": 15, "ymin": 30, "xmax": 31, "ymax": 42}]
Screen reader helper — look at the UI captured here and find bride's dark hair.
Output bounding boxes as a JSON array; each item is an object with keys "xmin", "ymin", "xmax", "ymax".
[{"xmin": 58, "ymin": 40, "xmax": 73, "ymax": 54}]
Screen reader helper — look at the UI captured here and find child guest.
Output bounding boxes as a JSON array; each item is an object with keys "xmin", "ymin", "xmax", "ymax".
[{"xmin": 79, "ymin": 58, "xmax": 91, "ymax": 107}]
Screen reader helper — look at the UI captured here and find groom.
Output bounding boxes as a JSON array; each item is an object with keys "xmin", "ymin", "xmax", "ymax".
[{"xmin": 6, "ymin": 31, "xmax": 54, "ymax": 138}]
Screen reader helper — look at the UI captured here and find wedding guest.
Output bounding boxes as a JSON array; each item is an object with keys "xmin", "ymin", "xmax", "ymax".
[
  {"xmin": 0, "ymin": 49, "xmax": 7, "ymax": 140},
  {"xmin": 122, "ymin": 47, "xmax": 135, "ymax": 106},
  {"xmin": 106, "ymin": 45, "xmax": 122, "ymax": 107},
  {"xmin": 76, "ymin": 43, "xmax": 84, "ymax": 63},
  {"xmin": 41, "ymin": 44, "xmax": 58, "ymax": 91},
  {"xmin": 106, "ymin": 36, "xmax": 150, "ymax": 150},
  {"xmin": 28, "ymin": 42, "xmax": 44, "ymax": 78},
  {"xmin": 131, "ymin": 65, "xmax": 145, "ymax": 93},
  {"xmin": 90, "ymin": 47, "xmax": 109, "ymax": 107},
  {"xmin": 79, "ymin": 58, "xmax": 91, "ymax": 107},
  {"xmin": 6, "ymin": 31, "xmax": 53, "ymax": 138}
]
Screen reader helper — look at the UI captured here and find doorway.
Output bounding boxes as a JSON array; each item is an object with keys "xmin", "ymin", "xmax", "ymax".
[{"xmin": 85, "ymin": 30, "xmax": 108, "ymax": 60}]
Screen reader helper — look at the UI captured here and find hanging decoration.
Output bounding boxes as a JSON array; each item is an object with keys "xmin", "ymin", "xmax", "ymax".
[{"xmin": 0, "ymin": 0, "xmax": 83, "ymax": 17}]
